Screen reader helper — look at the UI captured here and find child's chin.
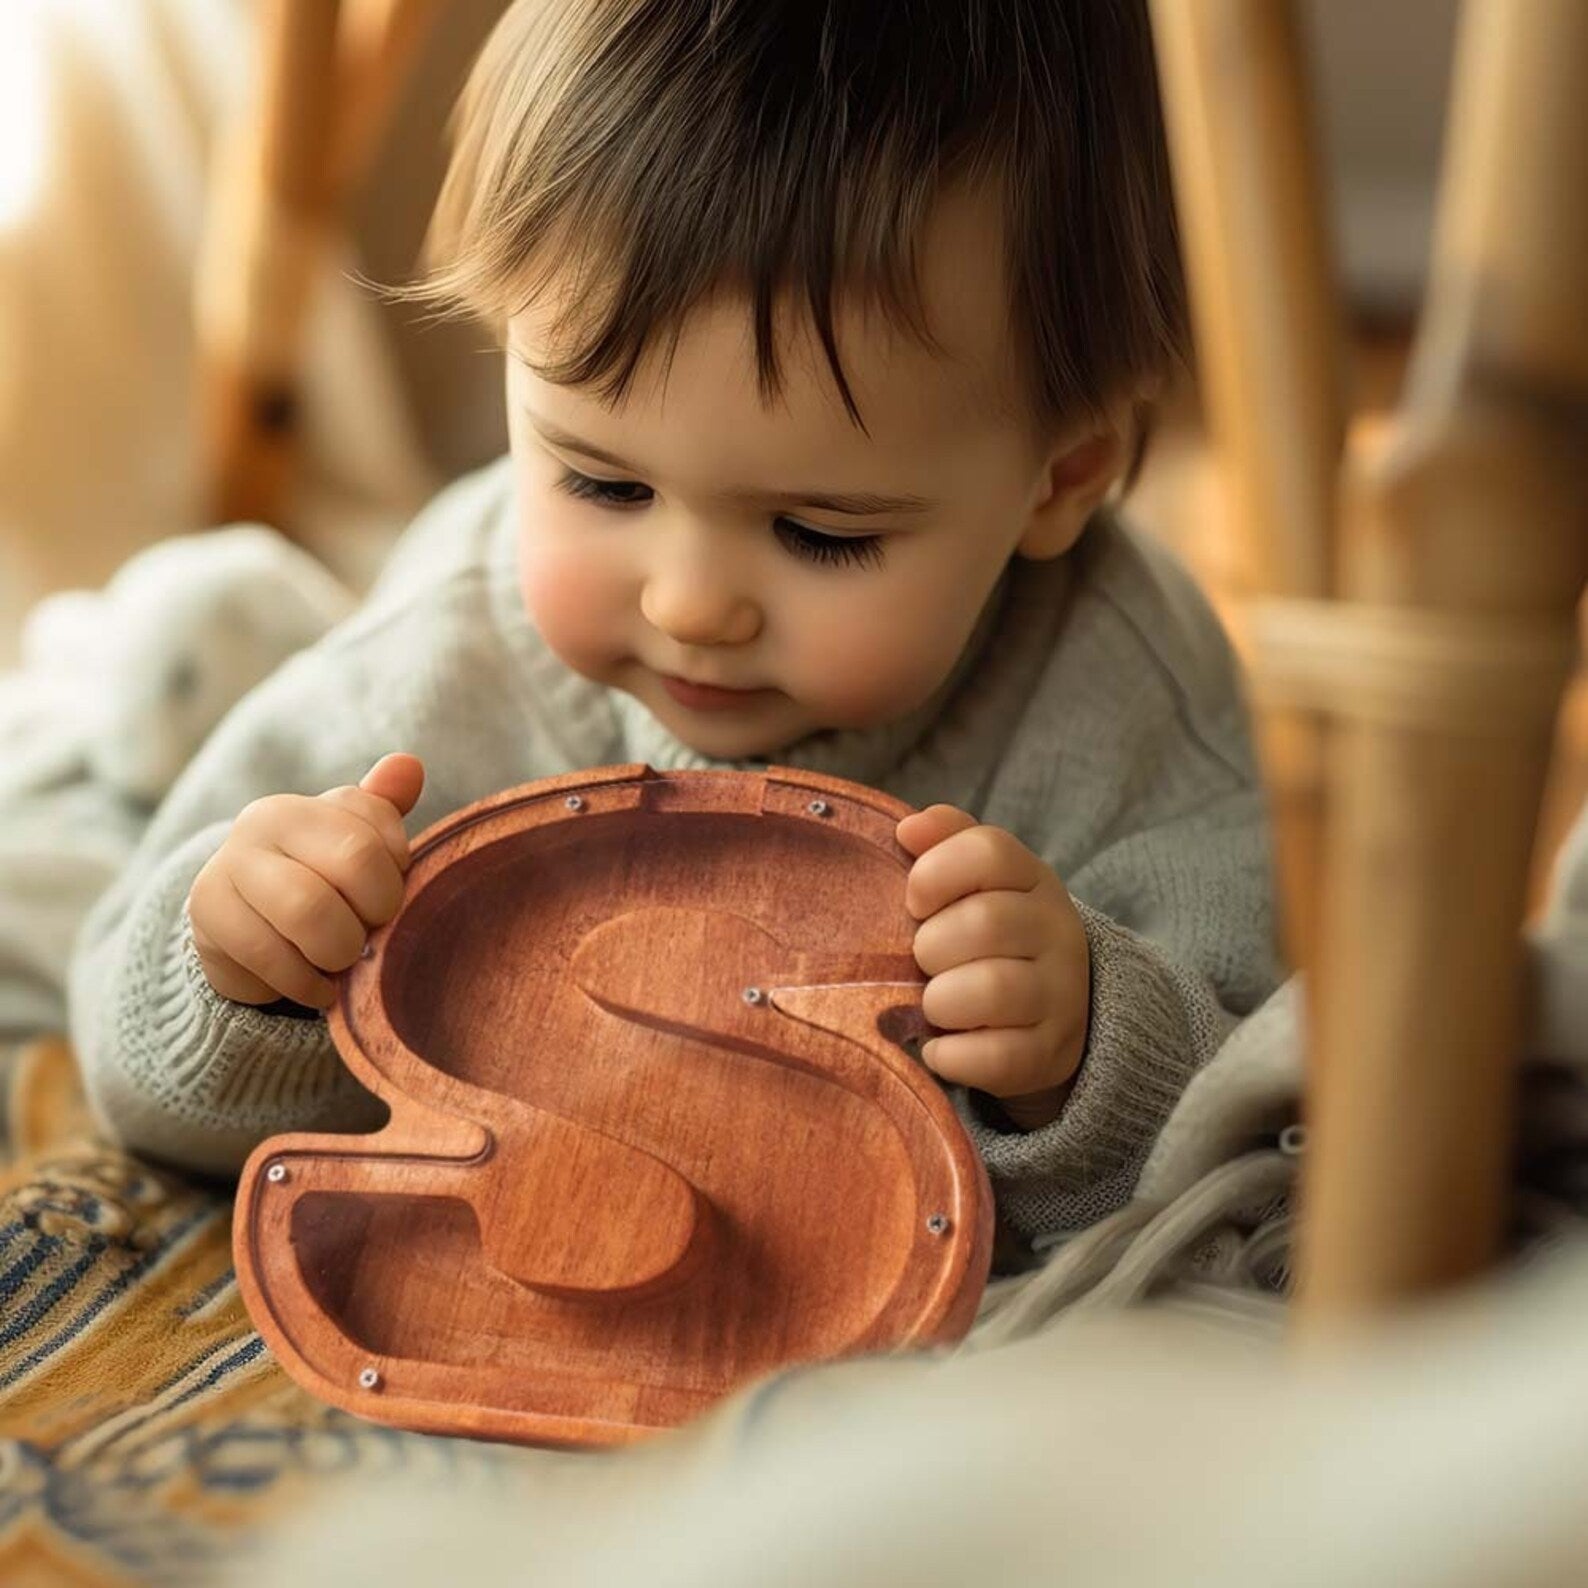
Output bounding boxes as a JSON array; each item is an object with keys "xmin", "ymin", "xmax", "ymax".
[
  {"xmin": 670, "ymin": 717, "xmax": 786, "ymax": 759},
  {"xmin": 662, "ymin": 701, "xmax": 808, "ymax": 759}
]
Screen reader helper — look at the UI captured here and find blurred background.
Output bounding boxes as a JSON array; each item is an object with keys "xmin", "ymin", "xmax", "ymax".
[
  {"xmin": 29, "ymin": 0, "xmax": 1575, "ymax": 908},
  {"xmin": 17, "ymin": 0, "xmax": 1580, "ymax": 893},
  {"xmin": 0, "ymin": 0, "xmax": 1460, "ymax": 655}
]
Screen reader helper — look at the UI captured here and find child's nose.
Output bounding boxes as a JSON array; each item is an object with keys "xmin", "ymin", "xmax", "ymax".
[{"xmin": 640, "ymin": 559, "xmax": 761, "ymax": 648}]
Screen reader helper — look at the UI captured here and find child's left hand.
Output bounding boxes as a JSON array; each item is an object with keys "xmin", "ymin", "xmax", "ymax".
[{"xmin": 895, "ymin": 804, "xmax": 1091, "ymax": 1131}]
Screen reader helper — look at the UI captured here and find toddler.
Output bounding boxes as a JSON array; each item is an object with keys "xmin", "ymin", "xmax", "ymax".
[{"xmin": 69, "ymin": 0, "xmax": 1283, "ymax": 1258}]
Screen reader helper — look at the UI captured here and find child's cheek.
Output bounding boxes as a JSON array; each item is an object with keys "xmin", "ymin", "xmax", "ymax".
[
  {"xmin": 517, "ymin": 538, "xmax": 625, "ymax": 681},
  {"xmin": 798, "ymin": 599, "xmax": 961, "ymax": 727}
]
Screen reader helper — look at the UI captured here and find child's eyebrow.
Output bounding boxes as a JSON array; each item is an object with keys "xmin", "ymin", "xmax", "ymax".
[{"xmin": 525, "ymin": 411, "xmax": 934, "ymax": 518}]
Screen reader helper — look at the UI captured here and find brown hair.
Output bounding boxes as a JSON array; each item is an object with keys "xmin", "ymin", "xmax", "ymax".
[{"xmin": 407, "ymin": 0, "xmax": 1187, "ymax": 445}]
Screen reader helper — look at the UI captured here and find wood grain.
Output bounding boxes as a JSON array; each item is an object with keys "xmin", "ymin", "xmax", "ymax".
[{"xmin": 234, "ymin": 763, "xmax": 993, "ymax": 1448}]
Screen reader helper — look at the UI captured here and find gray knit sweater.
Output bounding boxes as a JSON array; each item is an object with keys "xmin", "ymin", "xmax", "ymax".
[{"xmin": 66, "ymin": 456, "xmax": 1283, "ymax": 1245}]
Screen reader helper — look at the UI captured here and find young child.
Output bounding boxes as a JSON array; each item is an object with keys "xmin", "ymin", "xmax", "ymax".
[{"xmin": 68, "ymin": 0, "xmax": 1282, "ymax": 1259}]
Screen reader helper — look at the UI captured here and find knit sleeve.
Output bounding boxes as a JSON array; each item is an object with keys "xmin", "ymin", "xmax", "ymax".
[
  {"xmin": 64, "ymin": 628, "xmax": 411, "ymax": 1176},
  {"xmin": 951, "ymin": 781, "xmax": 1284, "ymax": 1245},
  {"xmin": 68, "ymin": 813, "xmax": 387, "ymax": 1179}
]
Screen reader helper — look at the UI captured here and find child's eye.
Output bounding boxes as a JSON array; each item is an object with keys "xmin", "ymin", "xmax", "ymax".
[
  {"xmin": 773, "ymin": 519, "xmax": 886, "ymax": 571},
  {"xmin": 554, "ymin": 467, "xmax": 886, "ymax": 571},
  {"xmin": 555, "ymin": 468, "xmax": 653, "ymax": 508}
]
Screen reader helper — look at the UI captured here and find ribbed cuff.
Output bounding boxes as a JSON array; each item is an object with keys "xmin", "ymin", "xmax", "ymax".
[
  {"xmin": 152, "ymin": 907, "xmax": 354, "ymax": 1122},
  {"xmin": 81, "ymin": 826, "xmax": 385, "ymax": 1177},
  {"xmin": 953, "ymin": 901, "xmax": 1234, "ymax": 1241}
]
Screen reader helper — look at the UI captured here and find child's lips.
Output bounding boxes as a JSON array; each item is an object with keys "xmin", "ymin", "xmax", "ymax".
[{"xmin": 658, "ymin": 672, "xmax": 774, "ymax": 710}]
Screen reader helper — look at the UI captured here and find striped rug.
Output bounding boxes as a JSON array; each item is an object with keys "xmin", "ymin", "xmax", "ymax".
[{"xmin": 0, "ymin": 1038, "xmax": 518, "ymax": 1587}]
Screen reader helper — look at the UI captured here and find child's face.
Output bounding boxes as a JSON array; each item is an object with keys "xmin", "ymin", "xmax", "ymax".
[{"xmin": 505, "ymin": 184, "xmax": 1123, "ymax": 761}]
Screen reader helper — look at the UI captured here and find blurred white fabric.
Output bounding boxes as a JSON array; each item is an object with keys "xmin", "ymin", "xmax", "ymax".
[
  {"xmin": 0, "ymin": 524, "xmax": 359, "ymax": 1041},
  {"xmin": 239, "ymin": 1237, "xmax": 1588, "ymax": 1588}
]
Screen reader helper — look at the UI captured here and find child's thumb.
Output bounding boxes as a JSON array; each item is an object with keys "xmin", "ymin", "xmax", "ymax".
[{"xmin": 358, "ymin": 752, "xmax": 425, "ymax": 818}]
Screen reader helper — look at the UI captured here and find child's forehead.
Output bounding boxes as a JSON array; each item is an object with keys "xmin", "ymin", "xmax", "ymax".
[
  {"xmin": 510, "ymin": 184, "xmax": 1027, "ymax": 453},
  {"xmin": 509, "ymin": 315, "xmax": 1013, "ymax": 489}
]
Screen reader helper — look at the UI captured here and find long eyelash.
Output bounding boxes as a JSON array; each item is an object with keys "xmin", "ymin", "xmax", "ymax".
[
  {"xmin": 553, "ymin": 468, "xmax": 887, "ymax": 571},
  {"xmin": 554, "ymin": 469, "xmax": 652, "ymax": 508},
  {"xmin": 773, "ymin": 519, "xmax": 886, "ymax": 570}
]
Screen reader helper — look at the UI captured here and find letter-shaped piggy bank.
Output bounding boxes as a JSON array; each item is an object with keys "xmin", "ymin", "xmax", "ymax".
[{"xmin": 235, "ymin": 763, "xmax": 993, "ymax": 1448}]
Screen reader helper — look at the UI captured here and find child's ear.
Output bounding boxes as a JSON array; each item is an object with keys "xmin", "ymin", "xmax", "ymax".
[{"xmin": 1014, "ymin": 417, "xmax": 1130, "ymax": 562}]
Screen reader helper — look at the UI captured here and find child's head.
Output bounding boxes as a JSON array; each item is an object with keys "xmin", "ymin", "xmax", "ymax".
[{"xmin": 415, "ymin": 0, "xmax": 1186, "ymax": 760}]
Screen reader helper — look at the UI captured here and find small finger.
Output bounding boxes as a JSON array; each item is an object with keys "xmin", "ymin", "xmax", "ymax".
[
  {"xmin": 895, "ymin": 804, "xmax": 979, "ymax": 857},
  {"xmin": 911, "ymin": 889, "xmax": 1049, "ymax": 975},
  {"xmin": 357, "ymin": 752, "xmax": 425, "ymax": 818},
  {"xmin": 316, "ymin": 784, "xmax": 414, "ymax": 872},
  {"xmin": 240, "ymin": 791, "xmax": 409, "ymax": 878},
  {"xmin": 191, "ymin": 937, "xmax": 281, "ymax": 1006},
  {"xmin": 261, "ymin": 806, "xmax": 407, "ymax": 928},
  {"xmin": 919, "ymin": 1022, "xmax": 1065, "ymax": 1097},
  {"xmin": 921, "ymin": 957, "xmax": 1051, "ymax": 1032},
  {"xmin": 214, "ymin": 874, "xmax": 340, "ymax": 1009},
  {"xmin": 905, "ymin": 825, "xmax": 1047, "ymax": 920},
  {"xmin": 231, "ymin": 847, "xmax": 368, "ymax": 974}
]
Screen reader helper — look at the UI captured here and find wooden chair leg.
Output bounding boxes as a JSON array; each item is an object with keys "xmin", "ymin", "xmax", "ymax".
[
  {"xmin": 1295, "ymin": 0, "xmax": 1588, "ymax": 1321},
  {"xmin": 195, "ymin": 0, "xmax": 444, "ymax": 535},
  {"xmin": 1154, "ymin": 0, "xmax": 1588, "ymax": 1321},
  {"xmin": 1148, "ymin": 0, "xmax": 1347, "ymax": 974},
  {"xmin": 197, "ymin": 0, "xmax": 344, "ymax": 532}
]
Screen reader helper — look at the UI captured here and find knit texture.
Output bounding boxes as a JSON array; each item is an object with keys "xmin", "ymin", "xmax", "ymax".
[{"xmin": 67, "ymin": 456, "xmax": 1284, "ymax": 1243}]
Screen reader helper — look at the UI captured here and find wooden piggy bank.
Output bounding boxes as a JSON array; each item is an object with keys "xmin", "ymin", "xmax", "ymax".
[{"xmin": 233, "ymin": 762, "xmax": 994, "ymax": 1448}]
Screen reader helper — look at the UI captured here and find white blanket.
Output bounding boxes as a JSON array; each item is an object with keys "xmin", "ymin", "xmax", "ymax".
[{"xmin": 0, "ymin": 524, "xmax": 357, "ymax": 1041}]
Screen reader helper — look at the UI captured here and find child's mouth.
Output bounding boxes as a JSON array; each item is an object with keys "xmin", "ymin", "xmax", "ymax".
[{"xmin": 658, "ymin": 673, "xmax": 774, "ymax": 711}]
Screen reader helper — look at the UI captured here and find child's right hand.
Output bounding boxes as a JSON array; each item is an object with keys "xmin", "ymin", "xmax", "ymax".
[{"xmin": 187, "ymin": 753, "xmax": 425, "ymax": 1010}]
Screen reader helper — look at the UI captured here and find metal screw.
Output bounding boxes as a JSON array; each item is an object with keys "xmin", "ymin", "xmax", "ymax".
[
  {"xmin": 565, "ymin": 794, "xmax": 584, "ymax": 811},
  {"xmin": 926, "ymin": 1213, "xmax": 950, "ymax": 1236},
  {"xmin": 807, "ymin": 799, "xmax": 831, "ymax": 817},
  {"xmin": 265, "ymin": 1163, "xmax": 288, "ymax": 1184},
  {"xmin": 358, "ymin": 1366, "xmax": 382, "ymax": 1390},
  {"xmin": 742, "ymin": 986, "xmax": 764, "ymax": 1005}
]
